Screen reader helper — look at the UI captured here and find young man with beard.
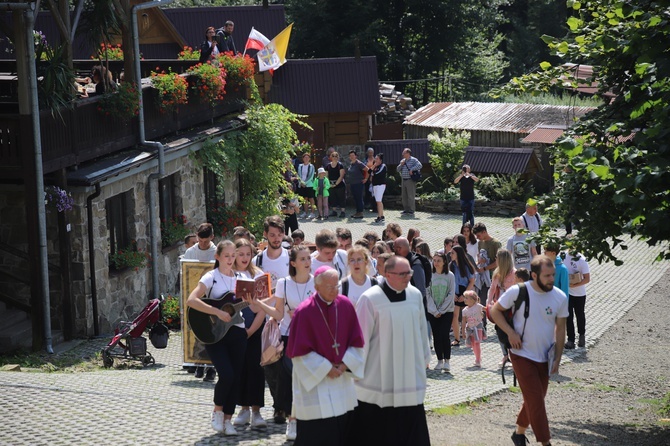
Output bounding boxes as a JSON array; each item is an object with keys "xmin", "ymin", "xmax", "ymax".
[
  {"xmin": 253, "ymin": 216, "xmax": 290, "ymax": 292},
  {"xmin": 490, "ymin": 256, "xmax": 568, "ymax": 446}
]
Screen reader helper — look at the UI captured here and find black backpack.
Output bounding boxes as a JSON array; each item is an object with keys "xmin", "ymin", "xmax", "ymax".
[
  {"xmin": 410, "ymin": 252, "xmax": 432, "ymax": 287},
  {"xmin": 495, "ymin": 283, "xmax": 530, "ymax": 350},
  {"xmin": 340, "ymin": 276, "xmax": 378, "ymax": 297}
]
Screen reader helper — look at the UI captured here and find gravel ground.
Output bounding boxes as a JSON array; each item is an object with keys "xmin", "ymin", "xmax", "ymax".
[{"xmin": 426, "ymin": 274, "xmax": 670, "ymax": 445}]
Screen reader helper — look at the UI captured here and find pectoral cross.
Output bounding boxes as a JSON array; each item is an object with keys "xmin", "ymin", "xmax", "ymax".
[{"xmin": 332, "ymin": 341, "xmax": 340, "ymax": 356}]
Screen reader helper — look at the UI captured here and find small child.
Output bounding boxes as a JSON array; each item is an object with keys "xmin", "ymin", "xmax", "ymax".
[
  {"xmin": 313, "ymin": 167, "xmax": 331, "ymax": 220},
  {"xmin": 462, "ymin": 290, "xmax": 486, "ymax": 367},
  {"xmin": 515, "ymin": 268, "xmax": 530, "ymax": 283}
]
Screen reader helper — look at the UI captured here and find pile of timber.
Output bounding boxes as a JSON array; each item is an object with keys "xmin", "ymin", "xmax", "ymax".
[{"xmin": 376, "ymin": 83, "xmax": 414, "ymax": 124}]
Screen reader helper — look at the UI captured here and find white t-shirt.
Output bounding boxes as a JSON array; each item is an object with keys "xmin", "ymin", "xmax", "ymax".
[
  {"xmin": 522, "ymin": 212, "xmax": 542, "ymax": 233},
  {"xmin": 466, "ymin": 241, "xmax": 478, "ymax": 263},
  {"xmin": 275, "ymin": 276, "xmax": 315, "ymax": 336},
  {"xmin": 338, "ymin": 275, "xmax": 375, "ymax": 307},
  {"xmin": 253, "ymin": 248, "xmax": 290, "ymax": 290},
  {"xmin": 183, "ymin": 242, "xmax": 217, "ymax": 262},
  {"xmin": 564, "ymin": 252, "xmax": 590, "ymax": 296},
  {"xmin": 310, "ymin": 249, "xmax": 348, "ymax": 279},
  {"xmin": 498, "ymin": 282, "xmax": 568, "ymax": 363},
  {"xmin": 198, "ymin": 269, "xmax": 245, "ymax": 329}
]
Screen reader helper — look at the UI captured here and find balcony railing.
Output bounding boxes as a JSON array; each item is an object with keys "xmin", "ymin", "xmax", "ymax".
[{"xmin": 0, "ymin": 71, "xmax": 247, "ymax": 179}]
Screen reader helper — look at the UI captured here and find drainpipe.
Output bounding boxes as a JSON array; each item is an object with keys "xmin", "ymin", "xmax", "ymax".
[
  {"xmin": 86, "ymin": 184, "xmax": 101, "ymax": 336},
  {"xmin": 14, "ymin": 3, "xmax": 54, "ymax": 354},
  {"xmin": 132, "ymin": 0, "xmax": 174, "ymax": 299}
]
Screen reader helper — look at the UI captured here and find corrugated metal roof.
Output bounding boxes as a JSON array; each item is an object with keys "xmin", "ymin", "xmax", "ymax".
[
  {"xmin": 463, "ymin": 146, "xmax": 541, "ymax": 175},
  {"xmin": 404, "ymin": 102, "xmax": 593, "ymax": 133},
  {"xmin": 1, "ymin": 6, "xmax": 286, "ymax": 60},
  {"xmin": 522, "ymin": 126, "xmax": 566, "ymax": 144},
  {"xmin": 365, "ymin": 139, "xmax": 430, "ymax": 164},
  {"xmin": 268, "ymin": 57, "xmax": 380, "ymax": 114}
]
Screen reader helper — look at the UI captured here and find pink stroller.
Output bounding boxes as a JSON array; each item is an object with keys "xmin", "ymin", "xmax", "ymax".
[{"xmin": 101, "ymin": 296, "xmax": 169, "ymax": 367}]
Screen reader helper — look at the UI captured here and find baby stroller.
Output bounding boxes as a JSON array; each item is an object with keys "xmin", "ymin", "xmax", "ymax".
[{"xmin": 101, "ymin": 295, "xmax": 169, "ymax": 368}]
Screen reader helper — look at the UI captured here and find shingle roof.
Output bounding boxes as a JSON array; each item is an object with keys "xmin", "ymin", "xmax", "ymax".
[
  {"xmin": 364, "ymin": 139, "xmax": 430, "ymax": 164},
  {"xmin": 267, "ymin": 57, "xmax": 380, "ymax": 114},
  {"xmin": 404, "ymin": 102, "xmax": 593, "ymax": 133},
  {"xmin": 463, "ymin": 146, "xmax": 541, "ymax": 175},
  {"xmin": 522, "ymin": 126, "xmax": 566, "ymax": 144}
]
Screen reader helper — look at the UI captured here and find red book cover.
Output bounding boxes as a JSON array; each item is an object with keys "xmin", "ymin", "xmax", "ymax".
[{"xmin": 236, "ymin": 273, "xmax": 271, "ymax": 299}]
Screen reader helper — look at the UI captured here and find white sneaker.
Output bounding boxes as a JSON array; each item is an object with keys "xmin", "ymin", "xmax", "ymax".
[
  {"xmin": 223, "ymin": 419, "xmax": 238, "ymax": 436},
  {"xmin": 286, "ymin": 419, "xmax": 297, "ymax": 441},
  {"xmin": 299, "ymin": 212, "xmax": 307, "ymax": 218},
  {"xmin": 233, "ymin": 408, "xmax": 250, "ymax": 426},
  {"xmin": 434, "ymin": 360, "xmax": 443, "ymax": 370},
  {"xmin": 443, "ymin": 360, "xmax": 450, "ymax": 371},
  {"xmin": 307, "ymin": 213, "xmax": 316, "ymax": 219},
  {"xmin": 251, "ymin": 411, "xmax": 267, "ymax": 428},
  {"xmin": 211, "ymin": 411, "xmax": 224, "ymax": 432}
]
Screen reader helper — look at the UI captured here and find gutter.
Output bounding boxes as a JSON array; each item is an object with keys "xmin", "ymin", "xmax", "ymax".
[
  {"xmin": 132, "ymin": 0, "xmax": 175, "ymax": 299},
  {"xmin": 86, "ymin": 184, "xmax": 101, "ymax": 336}
]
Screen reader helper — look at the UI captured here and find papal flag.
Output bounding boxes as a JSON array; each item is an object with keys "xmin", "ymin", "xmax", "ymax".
[
  {"xmin": 244, "ymin": 27, "xmax": 270, "ymax": 54},
  {"xmin": 257, "ymin": 23, "xmax": 293, "ymax": 72}
]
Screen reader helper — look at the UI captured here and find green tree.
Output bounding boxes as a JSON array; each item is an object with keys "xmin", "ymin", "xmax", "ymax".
[
  {"xmin": 426, "ymin": 130, "xmax": 470, "ymax": 193},
  {"xmin": 496, "ymin": 0, "xmax": 670, "ymax": 263},
  {"xmin": 196, "ymin": 85, "xmax": 309, "ymax": 236}
]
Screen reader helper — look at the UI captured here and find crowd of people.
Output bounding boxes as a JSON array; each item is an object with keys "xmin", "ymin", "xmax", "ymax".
[{"xmin": 179, "ymin": 192, "xmax": 590, "ymax": 445}]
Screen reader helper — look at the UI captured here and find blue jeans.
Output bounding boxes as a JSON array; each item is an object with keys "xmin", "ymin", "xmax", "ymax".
[
  {"xmin": 350, "ymin": 183, "xmax": 365, "ymax": 213},
  {"xmin": 460, "ymin": 199, "xmax": 475, "ymax": 227}
]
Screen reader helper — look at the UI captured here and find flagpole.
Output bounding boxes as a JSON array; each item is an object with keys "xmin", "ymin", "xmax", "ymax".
[{"xmin": 243, "ymin": 27, "xmax": 252, "ymax": 57}]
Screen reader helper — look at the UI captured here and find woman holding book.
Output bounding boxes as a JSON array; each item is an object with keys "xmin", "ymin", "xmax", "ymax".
[
  {"xmin": 186, "ymin": 240, "xmax": 246, "ymax": 436},
  {"xmin": 232, "ymin": 238, "xmax": 268, "ymax": 429},
  {"xmin": 249, "ymin": 245, "xmax": 315, "ymax": 441}
]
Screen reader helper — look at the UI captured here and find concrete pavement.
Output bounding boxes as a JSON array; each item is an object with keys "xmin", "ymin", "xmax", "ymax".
[{"xmin": 1, "ymin": 207, "xmax": 667, "ymax": 445}]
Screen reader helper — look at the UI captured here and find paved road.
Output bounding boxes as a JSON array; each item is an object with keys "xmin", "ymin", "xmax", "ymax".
[{"xmin": 1, "ymin": 208, "xmax": 667, "ymax": 445}]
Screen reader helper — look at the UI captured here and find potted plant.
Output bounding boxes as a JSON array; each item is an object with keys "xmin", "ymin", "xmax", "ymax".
[
  {"xmin": 92, "ymin": 42, "xmax": 124, "ymax": 61},
  {"xmin": 44, "ymin": 185, "xmax": 74, "ymax": 213},
  {"xmin": 109, "ymin": 241, "xmax": 150, "ymax": 271},
  {"xmin": 186, "ymin": 62, "xmax": 226, "ymax": 106},
  {"xmin": 161, "ymin": 294, "xmax": 181, "ymax": 330},
  {"xmin": 216, "ymin": 51, "xmax": 256, "ymax": 86},
  {"xmin": 178, "ymin": 46, "xmax": 200, "ymax": 61},
  {"xmin": 160, "ymin": 214, "xmax": 190, "ymax": 248},
  {"xmin": 97, "ymin": 82, "xmax": 140, "ymax": 120},
  {"xmin": 150, "ymin": 69, "xmax": 189, "ymax": 114}
]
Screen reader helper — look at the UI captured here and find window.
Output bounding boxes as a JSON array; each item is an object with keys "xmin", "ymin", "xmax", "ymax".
[
  {"xmin": 159, "ymin": 174, "xmax": 178, "ymax": 223},
  {"xmin": 203, "ymin": 167, "xmax": 224, "ymax": 208},
  {"xmin": 106, "ymin": 192, "xmax": 131, "ymax": 256}
]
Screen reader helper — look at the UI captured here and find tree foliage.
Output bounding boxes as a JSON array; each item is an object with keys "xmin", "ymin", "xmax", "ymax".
[
  {"xmin": 196, "ymin": 84, "xmax": 309, "ymax": 236},
  {"xmin": 285, "ymin": 0, "xmax": 508, "ymax": 103},
  {"xmin": 426, "ymin": 130, "xmax": 470, "ymax": 193},
  {"xmin": 497, "ymin": 0, "xmax": 670, "ymax": 263}
]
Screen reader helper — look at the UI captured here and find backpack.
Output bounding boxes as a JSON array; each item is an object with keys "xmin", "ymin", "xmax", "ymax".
[
  {"xmin": 340, "ymin": 276, "xmax": 378, "ymax": 297},
  {"xmin": 487, "ymin": 283, "xmax": 530, "ymax": 350},
  {"xmin": 254, "ymin": 248, "xmax": 289, "ymax": 269},
  {"xmin": 410, "ymin": 252, "xmax": 432, "ymax": 287}
]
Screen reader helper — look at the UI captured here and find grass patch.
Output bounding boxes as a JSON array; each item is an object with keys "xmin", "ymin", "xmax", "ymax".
[
  {"xmin": 432, "ymin": 402, "xmax": 472, "ymax": 416},
  {"xmin": 0, "ymin": 349, "xmax": 102, "ymax": 373},
  {"xmin": 508, "ymin": 386, "xmax": 522, "ymax": 394}
]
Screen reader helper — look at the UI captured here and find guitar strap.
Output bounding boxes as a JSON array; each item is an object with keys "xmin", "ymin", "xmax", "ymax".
[{"xmin": 207, "ymin": 271, "xmax": 242, "ymax": 299}]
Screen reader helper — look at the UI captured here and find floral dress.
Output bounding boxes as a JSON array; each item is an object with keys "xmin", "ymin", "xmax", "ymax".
[{"xmin": 462, "ymin": 303, "xmax": 487, "ymax": 347}]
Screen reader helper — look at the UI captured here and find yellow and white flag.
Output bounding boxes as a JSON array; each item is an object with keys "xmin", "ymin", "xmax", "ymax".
[{"xmin": 257, "ymin": 23, "xmax": 293, "ymax": 72}]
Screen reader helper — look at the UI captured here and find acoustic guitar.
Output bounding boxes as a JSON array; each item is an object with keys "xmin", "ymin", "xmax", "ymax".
[{"xmin": 187, "ymin": 292, "xmax": 250, "ymax": 344}]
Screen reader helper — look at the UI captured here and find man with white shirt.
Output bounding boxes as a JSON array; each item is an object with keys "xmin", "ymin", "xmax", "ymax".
[
  {"xmin": 490, "ymin": 255, "xmax": 568, "ymax": 446},
  {"xmin": 183, "ymin": 223, "xmax": 216, "ymax": 261},
  {"xmin": 286, "ymin": 266, "xmax": 365, "ymax": 445},
  {"xmin": 311, "ymin": 229, "xmax": 348, "ymax": 279},
  {"xmin": 253, "ymin": 215, "xmax": 290, "ymax": 292}
]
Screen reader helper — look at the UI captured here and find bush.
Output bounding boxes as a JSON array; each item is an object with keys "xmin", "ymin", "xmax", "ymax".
[
  {"xmin": 478, "ymin": 174, "xmax": 534, "ymax": 201},
  {"xmin": 385, "ymin": 171, "xmax": 402, "ymax": 196},
  {"xmin": 427, "ymin": 130, "xmax": 470, "ymax": 192},
  {"xmin": 162, "ymin": 294, "xmax": 181, "ymax": 330}
]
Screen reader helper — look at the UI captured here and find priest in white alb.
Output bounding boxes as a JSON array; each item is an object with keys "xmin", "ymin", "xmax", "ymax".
[
  {"xmin": 286, "ymin": 266, "xmax": 365, "ymax": 445},
  {"xmin": 351, "ymin": 255, "xmax": 431, "ymax": 445}
]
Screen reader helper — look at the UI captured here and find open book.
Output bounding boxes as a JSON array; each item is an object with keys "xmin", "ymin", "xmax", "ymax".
[{"xmin": 235, "ymin": 273, "xmax": 272, "ymax": 300}]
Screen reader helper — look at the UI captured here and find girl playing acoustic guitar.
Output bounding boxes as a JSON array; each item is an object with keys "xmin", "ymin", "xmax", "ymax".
[{"xmin": 186, "ymin": 240, "xmax": 246, "ymax": 436}]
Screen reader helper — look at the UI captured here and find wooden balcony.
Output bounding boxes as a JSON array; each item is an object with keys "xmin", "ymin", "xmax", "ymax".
[{"xmin": 0, "ymin": 67, "xmax": 247, "ymax": 180}]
